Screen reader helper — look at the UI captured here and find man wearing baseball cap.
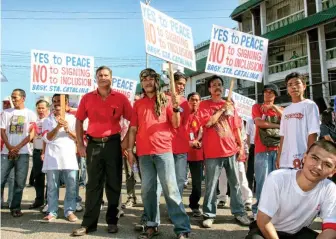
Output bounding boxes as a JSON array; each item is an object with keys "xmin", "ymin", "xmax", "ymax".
[{"xmin": 251, "ymin": 84, "xmax": 283, "ymax": 219}]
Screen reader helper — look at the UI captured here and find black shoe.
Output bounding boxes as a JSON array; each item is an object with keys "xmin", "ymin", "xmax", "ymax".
[
  {"xmin": 71, "ymin": 227, "xmax": 96, "ymax": 236},
  {"xmin": 29, "ymin": 202, "xmax": 44, "ymax": 209},
  {"xmin": 107, "ymin": 224, "xmax": 118, "ymax": 233}
]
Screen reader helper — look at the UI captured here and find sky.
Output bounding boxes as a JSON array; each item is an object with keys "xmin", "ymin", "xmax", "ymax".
[{"xmin": 1, "ymin": 0, "xmax": 238, "ymax": 110}]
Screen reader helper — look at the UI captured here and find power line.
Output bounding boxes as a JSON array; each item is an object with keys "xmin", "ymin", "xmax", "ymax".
[
  {"xmin": 2, "ymin": 8, "xmax": 235, "ymax": 14},
  {"xmin": 2, "ymin": 16, "xmax": 233, "ymax": 20}
]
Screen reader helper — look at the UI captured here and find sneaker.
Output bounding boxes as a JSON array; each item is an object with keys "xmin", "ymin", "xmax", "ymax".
[
  {"xmin": 119, "ymin": 209, "xmax": 125, "ymax": 217},
  {"xmin": 42, "ymin": 214, "xmax": 57, "ymax": 222},
  {"xmin": 235, "ymin": 215, "xmax": 251, "ymax": 226},
  {"xmin": 192, "ymin": 208, "xmax": 202, "ymax": 217},
  {"xmin": 177, "ymin": 232, "xmax": 189, "ymax": 239},
  {"xmin": 42, "ymin": 204, "xmax": 49, "ymax": 213},
  {"xmin": 245, "ymin": 203, "xmax": 252, "ymax": 211},
  {"xmin": 67, "ymin": 212, "xmax": 78, "ymax": 222},
  {"xmin": 217, "ymin": 201, "xmax": 226, "ymax": 209},
  {"xmin": 76, "ymin": 202, "xmax": 83, "ymax": 212},
  {"xmin": 134, "ymin": 219, "xmax": 146, "ymax": 232},
  {"xmin": 249, "ymin": 213, "xmax": 257, "ymax": 221},
  {"xmin": 202, "ymin": 218, "xmax": 214, "ymax": 228},
  {"xmin": 121, "ymin": 198, "xmax": 136, "ymax": 209}
]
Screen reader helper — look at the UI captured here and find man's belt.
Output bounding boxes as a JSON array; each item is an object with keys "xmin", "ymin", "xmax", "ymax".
[{"xmin": 87, "ymin": 134, "xmax": 120, "ymax": 143}]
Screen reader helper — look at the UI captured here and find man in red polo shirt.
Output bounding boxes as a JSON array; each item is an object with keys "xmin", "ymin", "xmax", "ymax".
[
  {"xmin": 128, "ymin": 68, "xmax": 190, "ymax": 239},
  {"xmin": 171, "ymin": 72, "xmax": 190, "ymax": 196},
  {"xmin": 72, "ymin": 66, "xmax": 132, "ymax": 236},
  {"xmin": 198, "ymin": 75, "xmax": 251, "ymax": 228}
]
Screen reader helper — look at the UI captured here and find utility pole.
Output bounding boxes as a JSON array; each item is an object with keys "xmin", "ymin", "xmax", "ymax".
[{"xmin": 145, "ymin": 0, "xmax": 152, "ymax": 68}]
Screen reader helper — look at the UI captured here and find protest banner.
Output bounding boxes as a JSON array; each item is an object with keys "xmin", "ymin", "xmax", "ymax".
[
  {"xmin": 205, "ymin": 25, "xmax": 268, "ymax": 101},
  {"xmin": 112, "ymin": 76, "xmax": 137, "ymax": 104},
  {"xmin": 225, "ymin": 89, "xmax": 255, "ymax": 121},
  {"xmin": 140, "ymin": 2, "xmax": 196, "ymax": 94},
  {"xmin": 31, "ymin": 49, "xmax": 94, "ymax": 117}
]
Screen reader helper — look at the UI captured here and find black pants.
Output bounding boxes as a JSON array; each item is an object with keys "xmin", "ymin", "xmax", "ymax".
[
  {"xmin": 81, "ymin": 134, "xmax": 122, "ymax": 229},
  {"xmin": 246, "ymin": 144, "xmax": 255, "ymax": 192},
  {"xmin": 188, "ymin": 161, "xmax": 203, "ymax": 209},
  {"xmin": 32, "ymin": 149, "xmax": 45, "ymax": 204},
  {"xmin": 123, "ymin": 154, "xmax": 141, "ymax": 199},
  {"xmin": 245, "ymin": 221, "xmax": 318, "ymax": 239}
]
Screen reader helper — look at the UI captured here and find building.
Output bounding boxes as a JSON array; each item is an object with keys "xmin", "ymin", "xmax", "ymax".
[{"xmin": 185, "ymin": 0, "xmax": 336, "ymax": 111}]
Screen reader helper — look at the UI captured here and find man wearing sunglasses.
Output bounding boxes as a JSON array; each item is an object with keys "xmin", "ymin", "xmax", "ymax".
[{"xmin": 127, "ymin": 68, "xmax": 191, "ymax": 239}]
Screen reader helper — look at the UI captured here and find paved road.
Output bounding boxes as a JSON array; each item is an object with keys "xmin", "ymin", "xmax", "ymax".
[{"xmin": 0, "ymin": 162, "xmax": 321, "ymax": 239}]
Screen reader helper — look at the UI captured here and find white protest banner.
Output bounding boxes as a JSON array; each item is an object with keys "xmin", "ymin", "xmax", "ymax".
[
  {"xmin": 140, "ymin": 2, "xmax": 196, "ymax": 71},
  {"xmin": 225, "ymin": 89, "xmax": 255, "ymax": 121},
  {"xmin": 205, "ymin": 25, "xmax": 268, "ymax": 83},
  {"xmin": 31, "ymin": 50, "xmax": 94, "ymax": 95},
  {"xmin": 112, "ymin": 76, "xmax": 137, "ymax": 104}
]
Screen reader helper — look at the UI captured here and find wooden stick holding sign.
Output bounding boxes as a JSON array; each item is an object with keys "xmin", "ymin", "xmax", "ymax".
[
  {"xmin": 60, "ymin": 94, "xmax": 66, "ymax": 119},
  {"xmin": 168, "ymin": 62, "xmax": 176, "ymax": 95},
  {"xmin": 226, "ymin": 78, "xmax": 235, "ymax": 102}
]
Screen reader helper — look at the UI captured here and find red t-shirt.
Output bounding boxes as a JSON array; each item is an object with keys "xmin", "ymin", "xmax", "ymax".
[
  {"xmin": 187, "ymin": 112, "xmax": 204, "ymax": 162},
  {"xmin": 76, "ymin": 89, "xmax": 132, "ymax": 137},
  {"xmin": 130, "ymin": 96, "xmax": 174, "ymax": 156},
  {"xmin": 252, "ymin": 104, "xmax": 281, "ymax": 154},
  {"xmin": 172, "ymin": 97, "xmax": 190, "ymax": 154},
  {"xmin": 198, "ymin": 99, "xmax": 240, "ymax": 159}
]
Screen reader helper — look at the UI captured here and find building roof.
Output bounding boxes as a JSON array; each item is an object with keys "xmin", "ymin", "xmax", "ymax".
[
  {"xmin": 230, "ymin": 0, "xmax": 264, "ymax": 19},
  {"xmin": 263, "ymin": 6, "xmax": 336, "ymax": 41}
]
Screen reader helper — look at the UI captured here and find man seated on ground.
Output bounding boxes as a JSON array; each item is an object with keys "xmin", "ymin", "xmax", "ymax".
[{"xmin": 246, "ymin": 140, "xmax": 336, "ymax": 239}]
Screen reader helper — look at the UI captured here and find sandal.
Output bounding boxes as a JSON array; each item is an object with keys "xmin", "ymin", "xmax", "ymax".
[
  {"xmin": 11, "ymin": 209, "xmax": 23, "ymax": 217},
  {"xmin": 138, "ymin": 227, "xmax": 159, "ymax": 239}
]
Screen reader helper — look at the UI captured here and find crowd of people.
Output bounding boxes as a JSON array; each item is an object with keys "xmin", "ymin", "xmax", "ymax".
[{"xmin": 0, "ymin": 66, "xmax": 335, "ymax": 239}]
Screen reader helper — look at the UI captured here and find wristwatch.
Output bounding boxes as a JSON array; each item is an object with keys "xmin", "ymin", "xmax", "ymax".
[{"xmin": 173, "ymin": 106, "xmax": 183, "ymax": 113}]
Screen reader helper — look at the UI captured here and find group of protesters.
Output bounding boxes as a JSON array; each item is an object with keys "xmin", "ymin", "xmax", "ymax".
[{"xmin": 0, "ymin": 66, "xmax": 335, "ymax": 239}]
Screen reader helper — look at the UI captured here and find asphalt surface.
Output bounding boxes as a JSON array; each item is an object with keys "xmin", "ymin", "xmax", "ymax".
[{"xmin": 0, "ymin": 161, "xmax": 322, "ymax": 239}]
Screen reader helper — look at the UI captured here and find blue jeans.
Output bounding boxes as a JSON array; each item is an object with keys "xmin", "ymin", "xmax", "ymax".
[
  {"xmin": 139, "ymin": 152, "xmax": 190, "ymax": 235},
  {"xmin": 173, "ymin": 153, "xmax": 188, "ymax": 196},
  {"xmin": 46, "ymin": 170, "xmax": 77, "ymax": 217},
  {"xmin": 1, "ymin": 154, "xmax": 29, "ymax": 210},
  {"xmin": 252, "ymin": 151, "xmax": 277, "ymax": 214},
  {"xmin": 1, "ymin": 168, "xmax": 14, "ymax": 206},
  {"xmin": 203, "ymin": 156, "xmax": 246, "ymax": 218}
]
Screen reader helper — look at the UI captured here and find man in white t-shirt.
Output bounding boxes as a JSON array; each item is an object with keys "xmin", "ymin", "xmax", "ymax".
[
  {"xmin": 246, "ymin": 140, "xmax": 336, "ymax": 239},
  {"xmin": 0, "ymin": 89, "xmax": 37, "ymax": 217},
  {"xmin": 29, "ymin": 99, "xmax": 49, "ymax": 209},
  {"xmin": 42, "ymin": 94, "xmax": 78, "ymax": 222},
  {"xmin": 277, "ymin": 72, "xmax": 320, "ymax": 169}
]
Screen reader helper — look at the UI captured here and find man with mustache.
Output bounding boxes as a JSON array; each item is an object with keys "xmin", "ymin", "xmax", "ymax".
[
  {"xmin": 72, "ymin": 66, "xmax": 132, "ymax": 236},
  {"xmin": 198, "ymin": 75, "xmax": 251, "ymax": 228},
  {"xmin": 127, "ymin": 68, "xmax": 190, "ymax": 239}
]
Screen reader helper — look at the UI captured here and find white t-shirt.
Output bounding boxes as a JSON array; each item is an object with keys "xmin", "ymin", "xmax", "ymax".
[
  {"xmin": 33, "ymin": 117, "xmax": 47, "ymax": 150},
  {"xmin": 0, "ymin": 108, "xmax": 37, "ymax": 154},
  {"xmin": 258, "ymin": 169, "xmax": 336, "ymax": 234},
  {"xmin": 279, "ymin": 99, "xmax": 320, "ymax": 168},
  {"xmin": 246, "ymin": 118, "xmax": 255, "ymax": 145},
  {"xmin": 42, "ymin": 113, "xmax": 78, "ymax": 172}
]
